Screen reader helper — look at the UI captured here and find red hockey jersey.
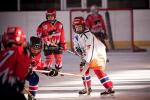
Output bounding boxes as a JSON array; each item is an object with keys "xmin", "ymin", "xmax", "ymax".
[
  {"xmin": 0, "ymin": 46, "xmax": 30, "ymax": 82},
  {"xmin": 37, "ymin": 20, "xmax": 66, "ymax": 47},
  {"xmin": 86, "ymin": 14, "xmax": 106, "ymax": 33},
  {"xmin": 30, "ymin": 53, "xmax": 45, "ymax": 70}
]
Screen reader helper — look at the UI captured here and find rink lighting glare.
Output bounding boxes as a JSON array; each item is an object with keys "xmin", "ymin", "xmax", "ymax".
[
  {"xmin": 36, "ymin": 93, "xmax": 80, "ymax": 98},
  {"xmin": 109, "ymin": 70, "xmax": 150, "ymax": 82},
  {"xmin": 36, "ymin": 85, "xmax": 150, "ymax": 99},
  {"xmin": 49, "ymin": 69, "xmax": 150, "ymax": 86},
  {"xmin": 35, "ymin": 69, "xmax": 150, "ymax": 99}
]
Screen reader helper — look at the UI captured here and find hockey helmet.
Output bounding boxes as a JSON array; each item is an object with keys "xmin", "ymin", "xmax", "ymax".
[
  {"xmin": 30, "ymin": 36, "xmax": 42, "ymax": 55},
  {"xmin": 72, "ymin": 16, "xmax": 85, "ymax": 34},
  {"xmin": 46, "ymin": 8, "xmax": 56, "ymax": 21},
  {"xmin": 2, "ymin": 26, "xmax": 26, "ymax": 48}
]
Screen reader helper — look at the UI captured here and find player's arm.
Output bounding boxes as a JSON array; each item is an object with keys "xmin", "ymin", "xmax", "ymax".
[
  {"xmin": 72, "ymin": 35, "xmax": 84, "ymax": 56},
  {"xmin": 59, "ymin": 23, "xmax": 67, "ymax": 51},
  {"xmin": 37, "ymin": 24, "xmax": 43, "ymax": 38},
  {"xmin": 16, "ymin": 47, "xmax": 30, "ymax": 81}
]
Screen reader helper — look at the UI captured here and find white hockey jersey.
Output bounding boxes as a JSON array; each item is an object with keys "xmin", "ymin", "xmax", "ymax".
[{"xmin": 73, "ymin": 30, "xmax": 107, "ymax": 68}]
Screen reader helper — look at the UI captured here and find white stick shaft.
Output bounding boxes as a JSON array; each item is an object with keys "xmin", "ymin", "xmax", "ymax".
[
  {"xmin": 66, "ymin": 50, "xmax": 81, "ymax": 57},
  {"xmin": 33, "ymin": 69, "xmax": 82, "ymax": 77},
  {"xmin": 59, "ymin": 72, "xmax": 82, "ymax": 77}
]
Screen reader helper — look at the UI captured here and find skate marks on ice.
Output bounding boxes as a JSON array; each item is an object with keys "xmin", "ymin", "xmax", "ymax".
[
  {"xmin": 35, "ymin": 69, "xmax": 150, "ymax": 100},
  {"xmin": 36, "ymin": 50, "xmax": 150, "ymax": 100}
]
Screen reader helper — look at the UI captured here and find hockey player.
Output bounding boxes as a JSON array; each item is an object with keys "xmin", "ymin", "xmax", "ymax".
[
  {"xmin": 86, "ymin": 5, "xmax": 109, "ymax": 52},
  {"xmin": 37, "ymin": 8, "xmax": 67, "ymax": 72},
  {"xmin": 26, "ymin": 36, "xmax": 58, "ymax": 98},
  {"xmin": 72, "ymin": 17, "xmax": 115, "ymax": 95},
  {"xmin": 0, "ymin": 26, "xmax": 30, "ymax": 100}
]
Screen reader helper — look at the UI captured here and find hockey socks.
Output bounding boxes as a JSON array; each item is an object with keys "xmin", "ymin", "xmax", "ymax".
[
  {"xmin": 94, "ymin": 69, "xmax": 113, "ymax": 89},
  {"xmin": 82, "ymin": 75, "xmax": 91, "ymax": 88},
  {"xmin": 29, "ymin": 85, "xmax": 38, "ymax": 96}
]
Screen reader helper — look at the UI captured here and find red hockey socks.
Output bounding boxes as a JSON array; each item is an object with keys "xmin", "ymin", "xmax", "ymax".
[
  {"xmin": 29, "ymin": 85, "xmax": 38, "ymax": 96},
  {"xmin": 45, "ymin": 54, "xmax": 54, "ymax": 67},
  {"xmin": 80, "ymin": 68, "xmax": 91, "ymax": 88},
  {"xmin": 94, "ymin": 69, "xmax": 113, "ymax": 89}
]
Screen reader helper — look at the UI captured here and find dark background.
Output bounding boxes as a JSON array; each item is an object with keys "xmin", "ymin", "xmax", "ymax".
[{"xmin": 0, "ymin": 0, "xmax": 149, "ymax": 11}]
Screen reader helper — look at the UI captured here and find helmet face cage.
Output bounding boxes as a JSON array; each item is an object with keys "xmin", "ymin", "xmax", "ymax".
[
  {"xmin": 73, "ymin": 17, "xmax": 85, "ymax": 34},
  {"xmin": 30, "ymin": 36, "xmax": 42, "ymax": 55},
  {"xmin": 46, "ymin": 9, "xmax": 56, "ymax": 21},
  {"xmin": 73, "ymin": 25, "xmax": 85, "ymax": 34},
  {"xmin": 3, "ymin": 27, "xmax": 26, "ymax": 47}
]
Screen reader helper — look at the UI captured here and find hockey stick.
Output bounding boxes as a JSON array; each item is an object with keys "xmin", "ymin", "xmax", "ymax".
[
  {"xmin": 33, "ymin": 69, "xmax": 82, "ymax": 77},
  {"xmin": 66, "ymin": 50, "xmax": 90, "ymax": 95},
  {"xmin": 66, "ymin": 50, "xmax": 90, "ymax": 77},
  {"xmin": 24, "ymin": 87, "xmax": 35, "ymax": 100},
  {"xmin": 66, "ymin": 50, "xmax": 81, "ymax": 57}
]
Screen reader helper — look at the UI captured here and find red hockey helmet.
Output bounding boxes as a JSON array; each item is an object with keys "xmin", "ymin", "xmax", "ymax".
[
  {"xmin": 46, "ymin": 8, "xmax": 56, "ymax": 21},
  {"xmin": 72, "ymin": 16, "xmax": 85, "ymax": 34},
  {"xmin": 2, "ymin": 26, "xmax": 26, "ymax": 47}
]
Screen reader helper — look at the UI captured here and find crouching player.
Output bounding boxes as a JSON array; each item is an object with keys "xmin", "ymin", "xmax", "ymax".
[
  {"xmin": 26, "ymin": 36, "xmax": 58, "ymax": 98},
  {"xmin": 0, "ymin": 26, "xmax": 30, "ymax": 100},
  {"xmin": 72, "ymin": 17, "xmax": 115, "ymax": 95}
]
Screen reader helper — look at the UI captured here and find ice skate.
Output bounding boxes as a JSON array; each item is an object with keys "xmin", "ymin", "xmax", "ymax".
[
  {"xmin": 101, "ymin": 88, "xmax": 115, "ymax": 96},
  {"xmin": 79, "ymin": 88, "xmax": 92, "ymax": 95},
  {"xmin": 55, "ymin": 66, "xmax": 64, "ymax": 76}
]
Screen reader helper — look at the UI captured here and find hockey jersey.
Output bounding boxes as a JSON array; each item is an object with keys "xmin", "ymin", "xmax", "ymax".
[
  {"xmin": 37, "ymin": 20, "xmax": 66, "ymax": 47},
  {"xmin": 30, "ymin": 53, "xmax": 45, "ymax": 70},
  {"xmin": 0, "ymin": 46, "xmax": 30, "ymax": 83},
  {"xmin": 73, "ymin": 30, "xmax": 107, "ymax": 68}
]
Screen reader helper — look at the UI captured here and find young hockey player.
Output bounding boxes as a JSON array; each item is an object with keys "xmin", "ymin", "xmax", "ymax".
[
  {"xmin": 26, "ymin": 36, "xmax": 58, "ymax": 98},
  {"xmin": 37, "ymin": 8, "xmax": 67, "ymax": 72},
  {"xmin": 0, "ymin": 26, "xmax": 30, "ymax": 100},
  {"xmin": 86, "ymin": 5, "xmax": 109, "ymax": 52},
  {"xmin": 72, "ymin": 17, "xmax": 115, "ymax": 95}
]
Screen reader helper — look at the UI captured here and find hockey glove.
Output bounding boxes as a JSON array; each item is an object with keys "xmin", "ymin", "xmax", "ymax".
[
  {"xmin": 43, "ymin": 67, "xmax": 58, "ymax": 77},
  {"xmin": 80, "ymin": 59, "xmax": 86, "ymax": 67},
  {"xmin": 60, "ymin": 43, "xmax": 67, "ymax": 51},
  {"xmin": 26, "ymin": 66, "xmax": 33, "ymax": 78},
  {"xmin": 75, "ymin": 47, "xmax": 83, "ymax": 56},
  {"xmin": 49, "ymin": 68, "xmax": 59, "ymax": 76}
]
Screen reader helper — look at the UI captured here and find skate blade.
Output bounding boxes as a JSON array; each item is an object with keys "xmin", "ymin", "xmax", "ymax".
[
  {"xmin": 60, "ymin": 74, "xmax": 64, "ymax": 76},
  {"xmin": 101, "ymin": 93, "xmax": 115, "ymax": 98}
]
